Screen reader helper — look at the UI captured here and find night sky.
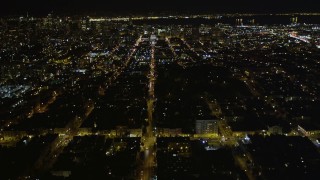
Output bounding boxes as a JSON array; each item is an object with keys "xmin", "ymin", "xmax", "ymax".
[{"xmin": 1, "ymin": 0, "xmax": 319, "ymax": 16}]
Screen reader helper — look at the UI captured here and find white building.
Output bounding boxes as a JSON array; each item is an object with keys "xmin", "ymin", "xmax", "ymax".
[{"xmin": 196, "ymin": 120, "xmax": 218, "ymax": 134}]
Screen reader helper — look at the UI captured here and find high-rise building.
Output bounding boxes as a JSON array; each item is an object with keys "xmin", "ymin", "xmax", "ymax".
[
  {"xmin": 291, "ymin": 17, "xmax": 298, "ymax": 24},
  {"xmin": 236, "ymin": 18, "xmax": 243, "ymax": 26}
]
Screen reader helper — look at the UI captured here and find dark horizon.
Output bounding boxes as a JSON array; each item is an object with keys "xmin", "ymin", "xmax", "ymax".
[
  {"xmin": 1, "ymin": 1, "xmax": 320, "ymax": 180},
  {"xmin": 1, "ymin": 0, "xmax": 319, "ymax": 16}
]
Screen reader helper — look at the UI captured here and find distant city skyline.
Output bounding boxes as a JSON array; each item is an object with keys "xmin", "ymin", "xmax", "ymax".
[{"xmin": 1, "ymin": 0, "xmax": 319, "ymax": 16}]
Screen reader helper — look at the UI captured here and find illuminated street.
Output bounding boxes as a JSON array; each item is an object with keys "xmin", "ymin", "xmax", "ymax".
[{"xmin": 140, "ymin": 42, "xmax": 157, "ymax": 180}]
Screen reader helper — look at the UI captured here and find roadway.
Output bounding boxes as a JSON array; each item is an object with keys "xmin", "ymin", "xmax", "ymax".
[
  {"xmin": 26, "ymin": 100, "xmax": 94, "ymax": 177},
  {"xmin": 140, "ymin": 43, "xmax": 157, "ymax": 180},
  {"xmin": 205, "ymin": 96, "xmax": 257, "ymax": 179},
  {"xmin": 22, "ymin": 37, "xmax": 143, "ymax": 178}
]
